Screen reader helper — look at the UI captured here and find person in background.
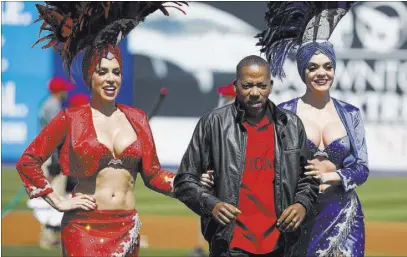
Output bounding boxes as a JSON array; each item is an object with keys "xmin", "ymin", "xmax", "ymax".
[
  {"xmin": 40, "ymin": 77, "xmax": 73, "ymax": 128},
  {"xmin": 217, "ymin": 81, "xmax": 237, "ymax": 108},
  {"xmin": 27, "ymin": 76, "xmax": 73, "ymax": 249},
  {"xmin": 68, "ymin": 93, "xmax": 90, "ymax": 108}
]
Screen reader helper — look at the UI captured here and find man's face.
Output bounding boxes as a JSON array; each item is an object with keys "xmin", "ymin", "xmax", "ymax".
[{"xmin": 235, "ymin": 65, "xmax": 272, "ymax": 117}]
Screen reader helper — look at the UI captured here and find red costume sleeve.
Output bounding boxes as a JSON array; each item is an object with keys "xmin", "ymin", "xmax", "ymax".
[
  {"xmin": 139, "ymin": 112, "xmax": 175, "ymax": 196},
  {"xmin": 16, "ymin": 109, "xmax": 69, "ymax": 199}
]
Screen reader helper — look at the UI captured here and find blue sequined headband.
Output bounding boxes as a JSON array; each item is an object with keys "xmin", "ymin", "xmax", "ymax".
[{"xmin": 296, "ymin": 41, "xmax": 336, "ymax": 82}]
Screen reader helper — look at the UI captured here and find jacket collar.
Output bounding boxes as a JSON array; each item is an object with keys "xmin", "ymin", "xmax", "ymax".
[{"xmin": 233, "ymin": 99, "xmax": 287, "ymax": 127}]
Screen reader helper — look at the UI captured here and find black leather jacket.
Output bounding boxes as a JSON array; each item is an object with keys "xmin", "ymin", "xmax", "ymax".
[{"xmin": 174, "ymin": 100, "xmax": 319, "ymax": 257}]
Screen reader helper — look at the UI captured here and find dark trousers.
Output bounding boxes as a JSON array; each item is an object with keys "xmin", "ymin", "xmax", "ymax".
[{"xmin": 229, "ymin": 247, "xmax": 284, "ymax": 257}]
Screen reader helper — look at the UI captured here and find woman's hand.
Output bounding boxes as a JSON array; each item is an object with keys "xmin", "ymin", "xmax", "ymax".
[
  {"xmin": 319, "ymin": 183, "xmax": 331, "ymax": 193},
  {"xmin": 55, "ymin": 193, "xmax": 97, "ymax": 212},
  {"xmin": 200, "ymin": 170, "xmax": 214, "ymax": 189},
  {"xmin": 304, "ymin": 158, "xmax": 336, "ymax": 179}
]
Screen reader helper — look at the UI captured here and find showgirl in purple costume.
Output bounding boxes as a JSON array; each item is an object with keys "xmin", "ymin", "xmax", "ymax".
[{"xmin": 256, "ymin": 2, "xmax": 369, "ymax": 257}]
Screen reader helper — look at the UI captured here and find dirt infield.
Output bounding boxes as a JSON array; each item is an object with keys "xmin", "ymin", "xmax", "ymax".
[{"xmin": 2, "ymin": 211, "xmax": 407, "ymax": 256}]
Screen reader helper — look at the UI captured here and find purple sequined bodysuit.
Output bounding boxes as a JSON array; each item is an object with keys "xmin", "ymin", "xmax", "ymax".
[{"xmin": 291, "ymin": 136, "xmax": 365, "ymax": 257}]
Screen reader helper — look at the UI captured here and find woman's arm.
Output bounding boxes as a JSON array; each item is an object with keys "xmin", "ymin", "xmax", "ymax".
[
  {"xmin": 138, "ymin": 112, "xmax": 175, "ymax": 197},
  {"xmin": 16, "ymin": 109, "xmax": 98, "ymax": 212},
  {"xmin": 16, "ymin": 110, "xmax": 69, "ymax": 199},
  {"xmin": 335, "ymin": 109, "xmax": 369, "ymax": 192},
  {"xmin": 42, "ymin": 191, "xmax": 64, "ymax": 210}
]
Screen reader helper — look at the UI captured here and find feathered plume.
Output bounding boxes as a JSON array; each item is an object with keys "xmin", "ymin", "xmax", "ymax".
[
  {"xmin": 256, "ymin": 1, "xmax": 358, "ymax": 80},
  {"xmin": 32, "ymin": 1, "xmax": 188, "ymax": 78}
]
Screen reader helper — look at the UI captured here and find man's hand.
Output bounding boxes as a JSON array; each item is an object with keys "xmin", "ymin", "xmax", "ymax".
[
  {"xmin": 212, "ymin": 202, "xmax": 241, "ymax": 225},
  {"xmin": 276, "ymin": 203, "xmax": 306, "ymax": 232}
]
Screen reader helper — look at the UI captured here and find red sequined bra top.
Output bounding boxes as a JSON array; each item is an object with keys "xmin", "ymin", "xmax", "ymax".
[{"xmin": 16, "ymin": 104, "xmax": 174, "ymax": 199}]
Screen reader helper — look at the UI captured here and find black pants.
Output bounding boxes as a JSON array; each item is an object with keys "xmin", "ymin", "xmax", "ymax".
[{"xmin": 229, "ymin": 247, "xmax": 284, "ymax": 257}]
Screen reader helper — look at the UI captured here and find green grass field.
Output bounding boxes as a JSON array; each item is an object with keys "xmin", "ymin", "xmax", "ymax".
[
  {"xmin": 2, "ymin": 246, "xmax": 190, "ymax": 257},
  {"xmin": 3, "ymin": 169, "xmax": 407, "ymax": 221},
  {"xmin": 2, "ymin": 169, "xmax": 407, "ymax": 256}
]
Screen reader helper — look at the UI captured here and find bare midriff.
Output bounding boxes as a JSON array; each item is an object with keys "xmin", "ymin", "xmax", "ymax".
[{"xmin": 73, "ymin": 167, "xmax": 137, "ymax": 210}]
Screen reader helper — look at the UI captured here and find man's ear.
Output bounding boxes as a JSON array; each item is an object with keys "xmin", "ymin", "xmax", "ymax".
[{"xmin": 233, "ymin": 79, "xmax": 237, "ymax": 93}]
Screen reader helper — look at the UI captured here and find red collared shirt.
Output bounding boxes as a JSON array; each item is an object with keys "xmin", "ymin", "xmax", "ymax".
[{"xmin": 230, "ymin": 114, "xmax": 280, "ymax": 254}]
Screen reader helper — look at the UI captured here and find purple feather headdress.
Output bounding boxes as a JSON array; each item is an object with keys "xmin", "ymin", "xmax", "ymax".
[{"xmin": 256, "ymin": 1, "xmax": 358, "ymax": 81}]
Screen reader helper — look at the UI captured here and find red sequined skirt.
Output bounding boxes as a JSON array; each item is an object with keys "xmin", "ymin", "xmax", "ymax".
[{"xmin": 61, "ymin": 209, "xmax": 142, "ymax": 257}]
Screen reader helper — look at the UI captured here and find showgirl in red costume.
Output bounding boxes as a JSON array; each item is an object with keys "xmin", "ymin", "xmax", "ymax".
[
  {"xmin": 15, "ymin": 2, "xmax": 211, "ymax": 257},
  {"xmin": 68, "ymin": 93, "xmax": 90, "ymax": 108}
]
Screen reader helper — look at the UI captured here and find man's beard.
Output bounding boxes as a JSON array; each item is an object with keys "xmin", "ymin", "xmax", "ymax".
[
  {"xmin": 247, "ymin": 105, "xmax": 264, "ymax": 117},
  {"xmin": 240, "ymin": 100, "xmax": 264, "ymax": 117}
]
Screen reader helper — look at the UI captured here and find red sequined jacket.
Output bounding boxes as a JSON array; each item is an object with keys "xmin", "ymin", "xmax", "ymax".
[{"xmin": 16, "ymin": 104, "xmax": 174, "ymax": 199}]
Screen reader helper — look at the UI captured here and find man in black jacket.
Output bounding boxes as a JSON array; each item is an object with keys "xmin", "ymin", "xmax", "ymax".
[{"xmin": 174, "ymin": 55, "xmax": 319, "ymax": 257}]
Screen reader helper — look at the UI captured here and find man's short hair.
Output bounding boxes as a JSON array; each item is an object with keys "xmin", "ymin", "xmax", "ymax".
[{"xmin": 236, "ymin": 55, "xmax": 270, "ymax": 81}]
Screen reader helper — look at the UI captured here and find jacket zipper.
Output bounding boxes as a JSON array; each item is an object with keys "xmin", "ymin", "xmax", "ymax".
[
  {"xmin": 278, "ymin": 125, "xmax": 287, "ymax": 216},
  {"xmin": 273, "ymin": 127, "xmax": 280, "ymax": 216}
]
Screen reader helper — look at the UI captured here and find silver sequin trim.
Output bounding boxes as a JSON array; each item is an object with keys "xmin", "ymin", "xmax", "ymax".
[
  {"xmin": 314, "ymin": 150, "xmax": 329, "ymax": 158},
  {"xmin": 28, "ymin": 181, "xmax": 52, "ymax": 198},
  {"xmin": 108, "ymin": 159, "xmax": 123, "ymax": 166},
  {"xmin": 112, "ymin": 213, "xmax": 142, "ymax": 257},
  {"xmin": 338, "ymin": 169, "xmax": 358, "ymax": 191},
  {"xmin": 315, "ymin": 195, "xmax": 358, "ymax": 257}
]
